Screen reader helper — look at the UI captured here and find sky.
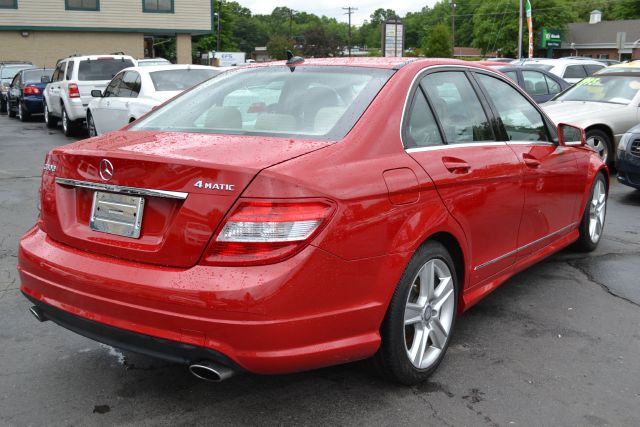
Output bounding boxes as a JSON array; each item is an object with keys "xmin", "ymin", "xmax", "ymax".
[{"xmin": 238, "ymin": 0, "xmax": 439, "ymax": 26}]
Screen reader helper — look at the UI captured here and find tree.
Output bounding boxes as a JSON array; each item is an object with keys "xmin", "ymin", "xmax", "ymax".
[
  {"xmin": 267, "ymin": 35, "xmax": 295, "ymax": 60},
  {"xmin": 423, "ymin": 23, "xmax": 452, "ymax": 57}
]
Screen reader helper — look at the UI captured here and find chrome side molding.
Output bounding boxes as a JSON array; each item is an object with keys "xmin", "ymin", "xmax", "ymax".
[{"xmin": 55, "ymin": 178, "xmax": 188, "ymax": 200}]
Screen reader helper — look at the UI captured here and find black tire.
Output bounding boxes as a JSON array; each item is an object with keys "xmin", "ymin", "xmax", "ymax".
[
  {"xmin": 18, "ymin": 101, "xmax": 30, "ymax": 122},
  {"xmin": 0, "ymin": 97, "xmax": 6, "ymax": 114},
  {"xmin": 61, "ymin": 106, "xmax": 75, "ymax": 137},
  {"xmin": 585, "ymin": 129, "xmax": 613, "ymax": 168},
  {"xmin": 44, "ymin": 102, "xmax": 57, "ymax": 128},
  {"xmin": 374, "ymin": 241, "xmax": 459, "ymax": 385},
  {"xmin": 573, "ymin": 173, "xmax": 608, "ymax": 252},
  {"xmin": 87, "ymin": 111, "xmax": 97, "ymax": 137}
]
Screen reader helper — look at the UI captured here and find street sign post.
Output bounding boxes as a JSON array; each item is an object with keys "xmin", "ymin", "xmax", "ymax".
[{"xmin": 382, "ymin": 19, "xmax": 404, "ymax": 57}]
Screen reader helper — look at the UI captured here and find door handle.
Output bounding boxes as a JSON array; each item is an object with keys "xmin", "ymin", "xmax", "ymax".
[
  {"xmin": 442, "ymin": 156, "xmax": 471, "ymax": 174},
  {"xmin": 522, "ymin": 153, "xmax": 541, "ymax": 168}
]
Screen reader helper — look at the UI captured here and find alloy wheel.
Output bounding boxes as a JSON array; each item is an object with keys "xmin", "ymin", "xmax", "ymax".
[
  {"xmin": 403, "ymin": 258, "xmax": 455, "ymax": 369},
  {"xmin": 44, "ymin": 104, "xmax": 49, "ymax": 124},
  {"xmin": 589, "ymin": 179, "xmax": 606, "ymax": 243},
  {"xmin": 586, "ymin": 136, "xmax": 609, "ymax": 165},
  {"xmin": 18, "ymin": 103, "xmax": 23, "ymax": 121},
  {"xmin": 62, "ymin": 109, "xmax": 68, "ymax": 134}
]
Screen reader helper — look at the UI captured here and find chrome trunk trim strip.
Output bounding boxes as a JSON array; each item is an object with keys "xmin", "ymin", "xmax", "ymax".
[{"xmin": 55, "ymin": 178, "xmax": 188, "ymax": 200}]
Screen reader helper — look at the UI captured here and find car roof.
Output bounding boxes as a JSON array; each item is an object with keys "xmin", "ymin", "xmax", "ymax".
[
  {"xmin": 245, "ymin": 57, "xmax": 497, "ymax": 70},
  {"xmin": 59, "ymin": 54, "xmax": 135, "ymax": 62},
  {"xmin": 513, "ymin": 58, "xmax": 604, "ymax": 66},
  {"xmin": 118, "ymin": 64, "xmax": 223, "ymax": 74}
]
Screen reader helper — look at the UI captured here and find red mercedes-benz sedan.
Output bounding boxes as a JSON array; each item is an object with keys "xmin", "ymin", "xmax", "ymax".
[{"xmin": 18, "ymin": 58, "xmax": 608, "ymax": 384}]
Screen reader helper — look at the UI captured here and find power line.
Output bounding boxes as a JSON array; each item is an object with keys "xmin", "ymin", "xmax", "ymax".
[{"xmin": 343, "ymin": 6, "xmax": 358, "ymax": 56}]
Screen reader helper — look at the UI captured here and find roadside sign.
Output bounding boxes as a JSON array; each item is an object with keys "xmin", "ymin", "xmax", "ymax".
[
  {"xmin": 382, "ymin": 19, "xmax": 404, "ymax": 57},
  {"xmin": 540, "ymin": 28, "xmax": 562, "ymax": 49}
]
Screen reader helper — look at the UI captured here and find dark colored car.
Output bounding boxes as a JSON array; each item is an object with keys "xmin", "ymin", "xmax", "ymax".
[
  {"xmin": 495, "ymin": 66, "xmax": 571, "ymax": 103},
  {"xmin": 7, "ymin": 68, "xmax": 54, "ymax": 121},
  {"xmin": 0, "ymin": 61, "xmax": 34, "ymax": 113},
  {"xmin": 616, "ymin": 124, "xmax": 640, "ymax": 190}
]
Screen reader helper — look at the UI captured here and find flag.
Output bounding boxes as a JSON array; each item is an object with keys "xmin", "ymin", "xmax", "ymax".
[{"xmin": 526, "ymin": 0, "xmax": 534, "ymax": 58}]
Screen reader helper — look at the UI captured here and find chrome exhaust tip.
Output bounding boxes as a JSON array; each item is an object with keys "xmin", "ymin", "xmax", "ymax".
[
  {"xmin": 188, "ymin": 361, "xmax": 235, "ymax": 382},
  {"xmin": 29, "ymin": 306, "xmax": 48, "ymax": 322}
]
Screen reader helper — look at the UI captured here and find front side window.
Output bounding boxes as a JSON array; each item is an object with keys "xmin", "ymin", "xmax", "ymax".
[
  {"xmin": 143, "ymin": 0, "xmax": 173, "ymax": 13},
  {"xmin": 120, "ymin": 71, "xmax": 141, "ymax": 97},
  {"xmin": 545, "ymin": 75, "xmax": 561, "ymax": 94},
  {"xmin": 420, "ymin": 71, "xmax": 494, "ymax": 143},
  {"xmin": 66, "ymin": 0, "xmax": 99, "ymax": 11},
  {"xmin": 404, "ymin": 90, "xmax": 443, "ymax": 148},
  {"xmin": 504, "ymin": 71, "xmax": 518, "ymax": 82},
  {"xmin": 104, "ymin": 73, "xmax": 124, "ymax": 97},
  {"xmin": 476, "ymin": 73, "xmax": 549, "ymax": 142},
  {"xmin": 51, "ymin": 64, "xmax": 64, "ymax": 82},
  {"xmin": 132, "ymin": 66, "xmax": 394, "ymax": 141}
]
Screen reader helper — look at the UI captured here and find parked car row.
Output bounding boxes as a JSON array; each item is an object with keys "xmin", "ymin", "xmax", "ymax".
[{"xmin": 1, "ymin": 54, "xmax": 229, "ymax": 137}]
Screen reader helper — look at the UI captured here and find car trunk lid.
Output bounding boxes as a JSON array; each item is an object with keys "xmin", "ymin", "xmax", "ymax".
[{"xmin": 40, "ymin": 131, "xmax": 331, "ymax": 267}]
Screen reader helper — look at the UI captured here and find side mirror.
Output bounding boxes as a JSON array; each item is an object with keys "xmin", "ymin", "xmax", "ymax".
[
  {"xmin": 91, "ymin": 89, "xmax": 103, "ymax": 98},
  {"xmin": 40, "ymin": 76, "xmax": 50, "ymax": 84},
  {"xmin": 558, "ymin": 123, "xmax": 585, "ymax": 146}
]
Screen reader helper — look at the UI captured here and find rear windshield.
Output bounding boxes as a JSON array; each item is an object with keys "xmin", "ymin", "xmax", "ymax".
[
  {"xmin": 23, "ymin": 69, "xmax": 54, "ymax": 83},
  {"xmin": 150, "ymin": 69, "xmax": 220, "ymax": 91},
  {"xmin": 78, "ymin": 58, "xmax": 135, "ymax": 81},
  {"xmin": 131, "ymin": 66, "xmax": 394, "ymax": 141},
  {"xmin": 1, "ymin": 65, "xmax": 33, "ymax": 79},
  {"xmin": 523, "ymin": 64, "xmax": 554, "ymax": 71}
]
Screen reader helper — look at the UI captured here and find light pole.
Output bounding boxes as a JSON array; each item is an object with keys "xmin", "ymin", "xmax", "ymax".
[{"xmin": 518, "ymin": 0, "xmax": 523, "ymax": 59}]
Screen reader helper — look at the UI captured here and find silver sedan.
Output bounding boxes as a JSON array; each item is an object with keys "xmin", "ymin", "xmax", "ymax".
[{"xmin": 542, "ymin": 73, "xmax": 640, "ymax": 166}]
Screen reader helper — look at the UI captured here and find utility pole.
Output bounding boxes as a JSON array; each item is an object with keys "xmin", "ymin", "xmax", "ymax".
[
  {"xmin": 517, "ymin": 0, "xmax": 523, "ymax": 59},
  {"xmin": 343, "ymin": 6, "xmax": 358, "ymax": 57},
  {"xmin": 450, "ymin": 1, "xmax": 456, "ymax": 56},
  {"xmin": 216, "ymin": 0, "xmax": 223, "ymax": 52}
]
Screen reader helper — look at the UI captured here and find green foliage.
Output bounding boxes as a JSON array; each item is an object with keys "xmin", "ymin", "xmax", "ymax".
[
  {"xmin": 266, "ymin": 35, "xmax": 295, "ymax": 60},
  {"xmin": 423, "ymin": 23, "xmax": 452, "ymax": 58}
]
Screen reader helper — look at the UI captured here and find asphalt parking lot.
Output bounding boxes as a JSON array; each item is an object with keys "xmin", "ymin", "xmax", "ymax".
[{"xmin": 1, "ymin": 113, "xmax": 639, "ymax": 426}]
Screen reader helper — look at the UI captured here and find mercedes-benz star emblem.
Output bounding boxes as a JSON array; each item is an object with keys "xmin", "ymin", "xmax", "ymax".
[{"xmin": 99, "ymin": 159, "xmax": 114, "ymax": 181}]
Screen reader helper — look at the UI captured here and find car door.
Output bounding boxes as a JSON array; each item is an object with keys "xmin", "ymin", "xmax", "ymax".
[
  {"xmin": 92, "ymin": 73, "xmax": 124, "ymax": 134},
  {"xmin": 473, "ymin": 72, "xmax": 584, "ymax": 258},
  {"xmin": 108, "ymin": 71, "xmax": 141, "ymax": 130},
  {"xmin": 8, "ymin": 73, "xmax": 21, "ymax": 109},
  {"xmin": 405, "ymin": 69, "xmax": 525, "ymax": 285},
  {"xmin": 47, "ymin": 62, "xmax": 65, "ymax": 116}
]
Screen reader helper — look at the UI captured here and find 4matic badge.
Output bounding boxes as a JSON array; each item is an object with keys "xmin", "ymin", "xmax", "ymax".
[{"xmin": 194, "ymin": 180, "xmax": 235, "ymax": 191}]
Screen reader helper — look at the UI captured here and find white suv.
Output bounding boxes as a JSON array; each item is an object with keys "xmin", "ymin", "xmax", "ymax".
[{"xmin": 44, "ymin": 54, "xmax": 135, "ymax": 136}]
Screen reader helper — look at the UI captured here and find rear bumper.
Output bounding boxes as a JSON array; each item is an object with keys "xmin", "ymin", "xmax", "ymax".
[
  {"xmin": 24, "ymin": 292, "xmax": 242, "ymax": 369},
  {"xmin": 23, "ymin": 96, "xmax": 44, "ymax": 114},
  {"xmin": 65, "ymin": 99, "xmax": 87, "ymax": 121},
  {"xmin": 19, "ymin": 227, "xmax": 402, "ymax": 374}
]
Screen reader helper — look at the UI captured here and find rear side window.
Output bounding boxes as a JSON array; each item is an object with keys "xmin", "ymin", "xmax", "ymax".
[
  {"xmin": 522, "ymin": 70, "xmax": 548, "ymax": 95},
  {"xmin": 149, "ymin": 69, "xmax": 219, "ymax": 91},
  {"xmin": 78, "ymin": 58, "xmax": 135, "ymax": 81},
  {"xmin": 420, "ymin": 71, "xmax": 494, "ymax": 143},
  {"xmin": 65, "ymin": 61, "xmax": 74, "ymax": 80},
  {"xmin": 404, "ymin": 90, "xmax": 443, "ymax": 148},
  {"xmin": 585, "ymin": 64, "xmax": 604, "ymax": 76},
  {"xmin": 475, "ymin": 74, "xmax": 549, "ymax": 142},
  {"xmin": 564, "ymin": 65, "xmax": 587, "ymax": 79}
]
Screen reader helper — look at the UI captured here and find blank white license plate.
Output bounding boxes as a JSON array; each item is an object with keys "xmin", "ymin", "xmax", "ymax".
[{"xmin": 90, "ymin": 191, "xmax": 145, "ymax": 238}]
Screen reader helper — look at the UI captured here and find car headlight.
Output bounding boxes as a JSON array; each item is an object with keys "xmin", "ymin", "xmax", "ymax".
[{"xmin": 618, "ymin": 132, "xmax": 632, "ymax": 151}]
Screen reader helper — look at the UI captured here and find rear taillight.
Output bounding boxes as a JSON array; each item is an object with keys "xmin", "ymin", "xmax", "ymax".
[
  {"xmin": 68, "ymin": 83, "xmax": 80, "ymax": 98},
  {"xmin": 23, "ymin": 86, "xmax": 41, "ymax": 95},
  {"xmin": 202, "ymin": 199, "xmax": 335, "ymax": 266}
]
